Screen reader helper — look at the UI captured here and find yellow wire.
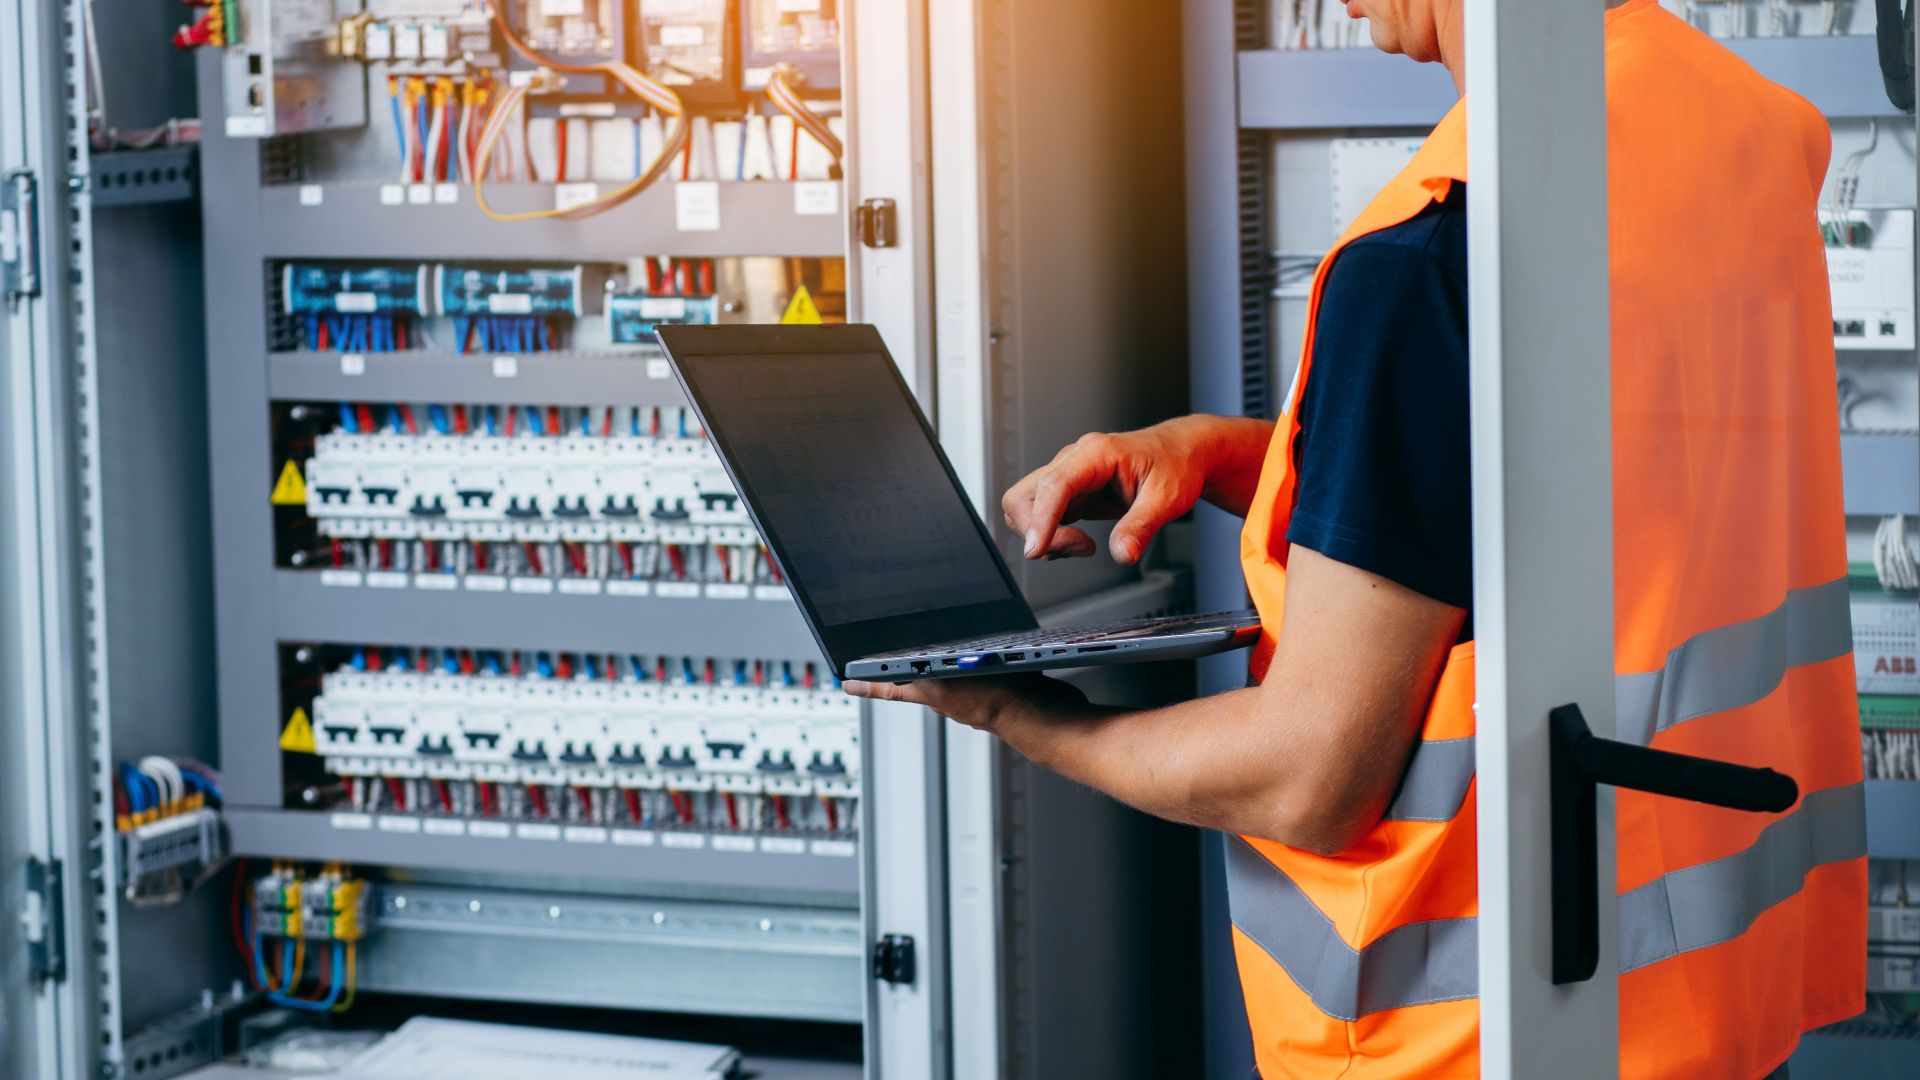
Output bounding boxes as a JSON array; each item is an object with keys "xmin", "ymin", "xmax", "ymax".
[{"xmin": 767, "ymin": 68, "xmax": 843, "ymax": 162}]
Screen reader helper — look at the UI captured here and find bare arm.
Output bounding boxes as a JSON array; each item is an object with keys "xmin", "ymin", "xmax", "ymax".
[
  {"xmin": 847, "ymin": 546, "xmax": 1465, "ymax": 854},
  {"xmin": 1001, "ymin": 415, "xmax": 1276, "ymax": 564}
]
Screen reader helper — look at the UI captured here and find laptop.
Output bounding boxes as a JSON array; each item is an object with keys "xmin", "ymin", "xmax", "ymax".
[{"xmin": 655, "ymin": 323, "xmax": 1261, "ymax": 683}]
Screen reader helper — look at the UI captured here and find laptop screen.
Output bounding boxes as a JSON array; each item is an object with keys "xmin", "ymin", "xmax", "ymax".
[{"xmin": 663, "ymin": 326, "xmax": 1037, "ymax": 671}]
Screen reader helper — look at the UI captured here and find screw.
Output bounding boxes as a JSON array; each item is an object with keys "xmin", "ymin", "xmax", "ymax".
[
  {"xmin": 294, "ymin": 647, "xmax": 314, "ymax": 664},
  {"xmin": 548, "ymin": 905, "xmax": 562, "ymax": 919},
  {"xmin": 97, "ymin": 1062, "xmax": 118, "ymax": 1079},
  {"xmin": 289, "ymin": 405, "xmax": 310, "ymax": 421},
  {"xmin": 200, "ymin": 988, "xmax": 215, "ymax": 1010},
  {"xmin": 289, "ymin": 551, "xmax": 309, "ymax": 568},
  {"xmin": 722, "ymin": 299, "xmax": 742, "ymax": 314},
  {"xmin": 230, "ymin": 978, "xmax": 245, "ymax": 1001},
  {"xmin": 652, "ymin": 910, "xmax": 666, "ymax": 925},
  {"xmin": 468, "ymin": 899, "xmax": 482, "ymax": 913},
  {"xmin": 759, "ymin": 918, "xmax": 773, "ymax": 932},
  {"xmin": 67, "ymin": 175, "xmax": 85, "ymax": 194},
  {"xmin": 392, "ymin": 894, "xmax": 407, "ymax": 910}
]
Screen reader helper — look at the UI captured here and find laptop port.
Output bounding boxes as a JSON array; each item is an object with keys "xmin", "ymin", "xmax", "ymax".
[
  {"xmin": 911, "ymin": 661, "xmax": 931, "ymax": 674},
  {"xmin": 1006, "ymin": 652, "xmax": 1025, "ymax": 662},
  {"xmin": 941, "ymin": 658, "xmax": 958, "ymax": 667}
]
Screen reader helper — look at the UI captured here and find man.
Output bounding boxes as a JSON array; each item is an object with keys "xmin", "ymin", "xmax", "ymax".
[{"xmin": 848, "ymin": 0, "xmax": 1864, "ymax": 1075}]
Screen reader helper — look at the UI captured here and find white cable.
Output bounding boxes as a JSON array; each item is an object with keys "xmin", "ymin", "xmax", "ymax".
[
  {"xmin": 1875, "ymin": 515, "xmax": 1920, "ymax": 591},
  {"xmin": 425, "ymin": 96, "xmax": 447, "ymax": 184},
  {"xmin": 138, "ymin": 756, "xmax": 182, "ymax": 809}
]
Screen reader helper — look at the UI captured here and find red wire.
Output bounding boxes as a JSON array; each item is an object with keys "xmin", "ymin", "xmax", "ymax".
[
  {"xmin": 555, "ymin": 119, "xmax": 568, "ymax": 183},
  {"xmin": 602, "ymin": 407, "xmax": 613, "ymax": 437},
  {"xmin": 577, "ymin": 787, "xmax": 593, "ymax": 819},
  {"xmin": 724, "ymin": 793, "xmax": 738, "ymax": 829},
  {"xmin": 821, "ymin": 797, "xmax": 838, "ymax": 833},
  {"xmin": 367, "ymin": 649, "xmax": 383, "ymax": 672},
  {"xmin": 459, "ymin": 649, "xmax": 476, "ymax": 675},
  {"xmin": 399, "ymin": 404, "xmax": 418, "ymax": 433},
  {"xmin": 566, "ymin": 542, "xmax": 588, "ymax": 576},
  {"xmin": 763, "ymin": 546, "xmax": 781, "ymax": 583},
  {"xmin": 714, "ymin": 545, "xmax": 731, "ymax": 580},
  {"xmin": 528, "ymin": 785, "xmax": 549, "ymax": 818},
  {"xmin": 355, "ymin": 403, "xmax": 376, "ymax": 432},
  {"xmin": 617, "ymin": 543, "xmax": 635, "ymax": 578},
  {"xmin": 379, "ymin": 538, "xmax": 393, "ymax": 569},
  {"xmin": 557, "ymin": 654, "xmax": 573, "ymax": 680},
  {"xmin": 453, "ymin": 404, "xmax": 469, "ymax": 434},
  {"xmin": 396, "ymin": 319, "xmax": 408, "ymax": 349},
  {"xmin": 474, "ymin": 542, "xmax": 490, "ymax": 571},
  {"xmin": 523, "ymin": 542, "xmax": 544, "ymax": 576},
  {"xmin": 436, "ymin": 779, "xmax": 452, "ymax": 813},
  {"xmin": 773, "ymin": 796, "xmax": 791, "ymax": 830},
  {"xmin": 666, "ymin": 545, "xmax": 685, "ymax": 579},
  {"xmin": 316, "ymin": 320, "xmax": 330, "ymax": 350},
  {"xmin": 416, "ymin": 647, "xmax": 430, "ymax": 673},
  {"xmin": 789, "ymin": 122, "xmax": 800, "ymax": 181},
  {"xmin": 229, "ymin": 858, "xmax": 255, "ymax": 979},
  {"xmin": 504, "ymin": 404, "xmax": 517, "ymax": 436},
  {"xmin": 330, "ymin": 539, "xmax": 344, "ymax": 567},
  {"xmin": 385, "ymin": 776, "xmax": 407, "ymax": 811},
  {"xmin": 624, "ymin": 788, "xmax": 642, "ymax": 823},
  {"xmin": 546, "ymin": 405, "xmax": 560, "ymax": 434},
  {"xmin": 680, "ymin": 133, "xmax": 693, "ymax": 180}
]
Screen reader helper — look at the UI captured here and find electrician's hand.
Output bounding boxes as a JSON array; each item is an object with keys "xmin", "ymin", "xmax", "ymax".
[
  {"xmin": 842, "ymin": 672, "xmax": 1093, "ymax": 737},
  {"xmin": 1002, "ymin": 416, "xmax": 1275, "ymax": 566}
]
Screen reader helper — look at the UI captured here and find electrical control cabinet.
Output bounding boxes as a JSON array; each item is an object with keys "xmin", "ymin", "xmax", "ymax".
[{"xmin": 3, "ymin": 0, "xmax": 1199, "ymax": 1077}]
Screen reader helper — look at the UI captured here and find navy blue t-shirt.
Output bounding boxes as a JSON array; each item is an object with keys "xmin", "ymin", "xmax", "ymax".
[{"xmin": 1286, "ymin": 190, "xmax": 1472, "ymax": 614}]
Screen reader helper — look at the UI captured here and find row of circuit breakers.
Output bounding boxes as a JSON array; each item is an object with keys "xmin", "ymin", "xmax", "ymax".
[
  {"xmin": 283, "ymin": 263, "xmax": 713, "ymax": 351},
  {"xmin": 310, "ymin": 648, "xmax": 860, "ymax": 835}
]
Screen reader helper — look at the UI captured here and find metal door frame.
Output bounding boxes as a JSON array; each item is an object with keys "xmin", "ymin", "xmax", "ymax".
[{"xmin": 1465, "ymin": 0, "xmax": 1619, "ymax": 1074}]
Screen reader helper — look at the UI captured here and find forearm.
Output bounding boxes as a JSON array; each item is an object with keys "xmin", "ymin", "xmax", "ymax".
[
  {"xmin": 989, "ymin": 687, "xmax": 1353, "ymax": 847},
  {"xmin": 1177, "ymin": 415, "xmax": 1277, "ymax": 519}
]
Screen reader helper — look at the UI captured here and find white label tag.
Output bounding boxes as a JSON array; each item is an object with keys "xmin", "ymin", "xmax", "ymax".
[
  {"xmin": 712, "ymin": 835, "xmax": 755, "ymax": 853},
  {"xmin": 793, "ymin": 180, "xmax": 841, "ymax": 216},
  {"xmin": 469, "ymin": 820, "xmax": 512, "ymax": 839},
  {"xmin": 465, "ymin": 576, "xmax": 508, "ymax": 592},
  {"xmin": 299, "ymin": 184, "xmax": 324, "ymax": 206},
  {"xmin": 607, "ymin": 580, "xmax": 652, "ymax": 597},
  {"xmin": 646, "ymin": 357, "xmax": 673, "ymax": 379},
  {"xmin": 331, "ymin": 812, "xmax": 374, "ymax": 831},
  {"xmin": 754, "ymin": 585, "xmax": 790, "ymax": 603},
  {"xmin": 811, "ymin": 839, "xmax": 857, "ymax": 857},
  {"xmin": 510, "ymin": 577, "xmax": 556, "ymax": 594},
  {"xmin": 558, "ymin": 579, "xmax": 604, "ymax": 595},
  {"xmin": 339, "ymin": 353, "xmax": 366, "ymax": 375},
  {"xmin": 656, "ymin": 581, "xmax": 701, "ymax": 599},
  {"xmin": 434, "ymin": 182, "xmax": 458, "ymax": 205},
  {"xmin": 759, "ymin": 836, "xmax": 807, "ymax": 855},
  {"xmin": 639, "ymin": 297, "xmax": 688, "ymax": 319},
  {"xmin": 414, "ymin": 573, "xmax": 458, "ymax": 590},
  {"xmin": 487, "ymin": 293, "xmax": 534, "ymax": 315},
  {"xmin": 517, "ymin": 823, "xmax": 563, "ymax": 841},
  {"xmin": 661, "ymin": 831, "xmax": 707, "ymax": 849},
  {"xmin": 320, "ymin": 570, "xmax": 364, "ymax": 588},
  {"xmin": 660, "ymin": 24, "xmax": 706, "ymax": 46},
  {"xmin": 378, "ymin": 815, "xmax": 422, "ymax": 834},
  {"xmin": 423, "ymin": 818, "xmax": 467, "ymax": 836},
  {"xmin": 407, "ymin": 183, "xmax": 433, "ymax": 205},
  {"xmin": 366, "ymin": 571, "xmax": 409, "ymax": 589},
  {"xmin": 492, "ymin": 356, "xmax": 519, "ymax": 378},
  {"xmin": 675, "ymin": 181, "xmax": 721, "ymax": 231},
  {"xmin": 555, "ymin": 182, "xmax": 600, "ymax": 211},
  {"xmin": 225, "ymin": 115, "xmax": 268, "ymax": 138},
  {"xmin": 379, "ymin": 184, "xmax": 405, "ymax": 205},
  {"xmin": 544, "ymin": 0, "xmax": 585, "ymax": 13},
  {"xmin": 611, "ymin": 829, "xmax": 657, "ymax": 847},
  {"xmin": 564, "ymin": 826, "xmax": 609, "ymax": 844},
  {"xmin": 334, "ymin": 292, "xmax": 377, "ymax": 313},
  {"xmin": 706, "ymin": 583, "xmax": 749, "ymax": 600},
  {"xmin": 779, "ymin": 0, "xmax": 822, "ymax": 10}
]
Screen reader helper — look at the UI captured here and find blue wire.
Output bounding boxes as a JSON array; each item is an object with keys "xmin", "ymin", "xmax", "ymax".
[
  {"xmin": 678, "ymin": 409, "xmax": 688, "ymax": 439},
  {"xmin": 782, "ymin": 661, "xmax": 795, "ymax": 688},
  {"xmin": 536, "ymin": 653, "xmax": 554, "ymax": 679},
  {"xmin": 585, "ymin": 655, "xmax": 600, "ymax": 680},
  {"xmin": 630, "ymin": 408, "xmax": 640, "ymax": 437},
  {"xmin": 736, "ymin": 109, "xmax": 750, "ymax": 181},
  {"xmin": 682, "ymin": 658, "xmax": 697, "ymax": 684},
  {"xmin": 629, "ymin": 655, "xmax": 646, "ymax": 681},
  {"xmin": 485, "ymin": 406, "xmax": 499, "ymax": 436},
  {"xmin": 527, "ymin": 406, "xmax": 543, "ymax": 436},
  {"xmin": 387, "ymin": 405, "xmax": 404, "ymax": 434},
  {"xmin": 735, "ymin": 661, "xmax": 747, "ymax": 686},
  {"xmin": 389, "ymin": 91, "xmax": 406, "ymax": 160},
  {"xmin": 429, "ymin": 405, "xmax": 450, "ymax": 435},
  {"xmin": 416, "ymin": 99, "xmax": 429, "ymax": 177},
  {"xmin": 485, "ymin": 653, "xmax": 505, "ymax": 676},
  {"xmin": 444, "ymin": 650, "xmax": 460, "ymax": 674},
  {"xmin": 351, "ymin": 648, "xmax": 367, "ymax": 671},
  {"xmin": 579, "ymin": 408, "xmax": 591, "ymax": 436}
]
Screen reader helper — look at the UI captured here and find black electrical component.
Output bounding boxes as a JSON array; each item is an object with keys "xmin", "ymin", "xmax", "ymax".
[
  {"xmin": 634, "ymin": 0, "xmax": 742, "ymax": 109},
  {"xmin": 739, "ymin": 0, "xmax": 840, "ymax": 95}
]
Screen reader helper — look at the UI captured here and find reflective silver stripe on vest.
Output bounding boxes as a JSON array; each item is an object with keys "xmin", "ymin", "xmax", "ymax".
[
  {"xmin": 1614, "ymin": 578, "xmax": 1853, "ymax": 748},
  {"xmin": 1373, "ymin": 578, "xmax": 1851, "ymax": 826},
  {"xmin": 1618, "ymin": 780, "xmax": 1866, "ymax": 972},
  {"xmin": 1225, "ymin": 837, "xmax": 1479, "ymax": 1020},
  {"xmin": 1229, "ymin": 782, "xmax": 1865, "ymax": 1018},
  {"xmin": 1384, "ymin": 737, "xmax": 1476, "ymax": 822}
]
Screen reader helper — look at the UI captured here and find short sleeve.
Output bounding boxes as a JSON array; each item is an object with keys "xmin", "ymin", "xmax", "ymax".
[{"xmin": 1285, "ymin": 217, "xmax": 1473, "ymax": 610}]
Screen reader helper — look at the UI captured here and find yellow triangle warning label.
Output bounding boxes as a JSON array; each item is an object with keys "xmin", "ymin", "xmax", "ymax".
[
  {"xmin": 780, "ymin": 285, "xmax": 823, "ymax": 325},
  {"xmin": 270, "ymin": 461, "xmax": 308, "ymax": 506},
  {"xmin": 279, "ymin": 708, "xmax": 316, "ymax": 754}
]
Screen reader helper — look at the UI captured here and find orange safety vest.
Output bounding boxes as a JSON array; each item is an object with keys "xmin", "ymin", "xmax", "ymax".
[{"xmin": 1231, "ymin": 3, "xmax": 1865, "ymax": 1076}]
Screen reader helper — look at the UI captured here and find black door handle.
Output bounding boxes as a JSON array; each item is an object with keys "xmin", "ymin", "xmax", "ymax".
[{"xmin": 1549, "ymin": 703, "xmax": 1797, "ymax": 984}]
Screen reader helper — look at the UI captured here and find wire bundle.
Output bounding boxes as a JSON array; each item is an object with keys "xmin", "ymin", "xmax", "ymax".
[
  {"xmin": 765, "ymin": 67, "xmax": 843, "ymax": 178},
  {"xmin": 1874, "ymin": 515, "xmax": 1919, "ymax": 592},
  {"xmin": 302, "ymin": 313, "xmax": 408, "ymax": 353},
  {"xmin": 114, "ymin": 757, "xmax": 222, "ymax": 833},
  {"xmin": 471, "ymin": 0, "xmax": 690, "ymax": 222},
  {"xmin": 238, "ymin": 863, "xmax": 360, "ymax": 1013}
]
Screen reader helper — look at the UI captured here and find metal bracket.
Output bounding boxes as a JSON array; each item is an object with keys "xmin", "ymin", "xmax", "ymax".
[
  {"xmin": 872, "ymin": 932, "xmax": 916, "ymax": 985},
  {"xmin": 855, "ymin": 197, "xmax": 898, "ymax": 249},
  {"xmin": 23, "ymin": 857, "xmax": 67, "ymax": 985},
  {"xmin": 2, "ymin": 168, "xmax": 42, "ymax": 305}
]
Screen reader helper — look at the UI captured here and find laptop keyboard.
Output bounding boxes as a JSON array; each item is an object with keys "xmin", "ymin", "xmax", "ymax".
[{"xmin": 949, "ymin": 612, "xmax": 1227, "ymax": 652}]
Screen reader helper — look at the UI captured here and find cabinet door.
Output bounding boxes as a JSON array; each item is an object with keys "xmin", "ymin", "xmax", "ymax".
[
  {"xmin": 0, "ymin": 1, "xmax": 108, "ymax": 1077},
  {"xmin": 843, "ymin": 2, "xmax": 949, "ymax": 1077}
]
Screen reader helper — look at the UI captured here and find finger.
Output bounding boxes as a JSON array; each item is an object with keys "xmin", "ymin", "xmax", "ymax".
[
  {"xmin": 1043, "ymin": 527, "xmax": 1097, "ymax": 560},
  {"xmin": 1019, "ymin": 447, "xmax": 1117, "ymax": 559},
  {"xmin": 1108, "ymin": 475, "xmax": 1188, "ymax": 566}
]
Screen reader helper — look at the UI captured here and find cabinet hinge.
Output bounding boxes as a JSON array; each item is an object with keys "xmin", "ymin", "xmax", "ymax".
[
  {"xmin": 871, "ymin": 932, "xmax": 916, "ymax": 986},
  {"xmin": 855, "ymin": 197, "xmax": 898, "ymax": 249},
  {"xmin": 23, "ymin": 857, "xmax": 67, "ymax": 985},
  {"xmin": 2, "ymin": 169, "xmax": 42, "ymax": 306}
]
